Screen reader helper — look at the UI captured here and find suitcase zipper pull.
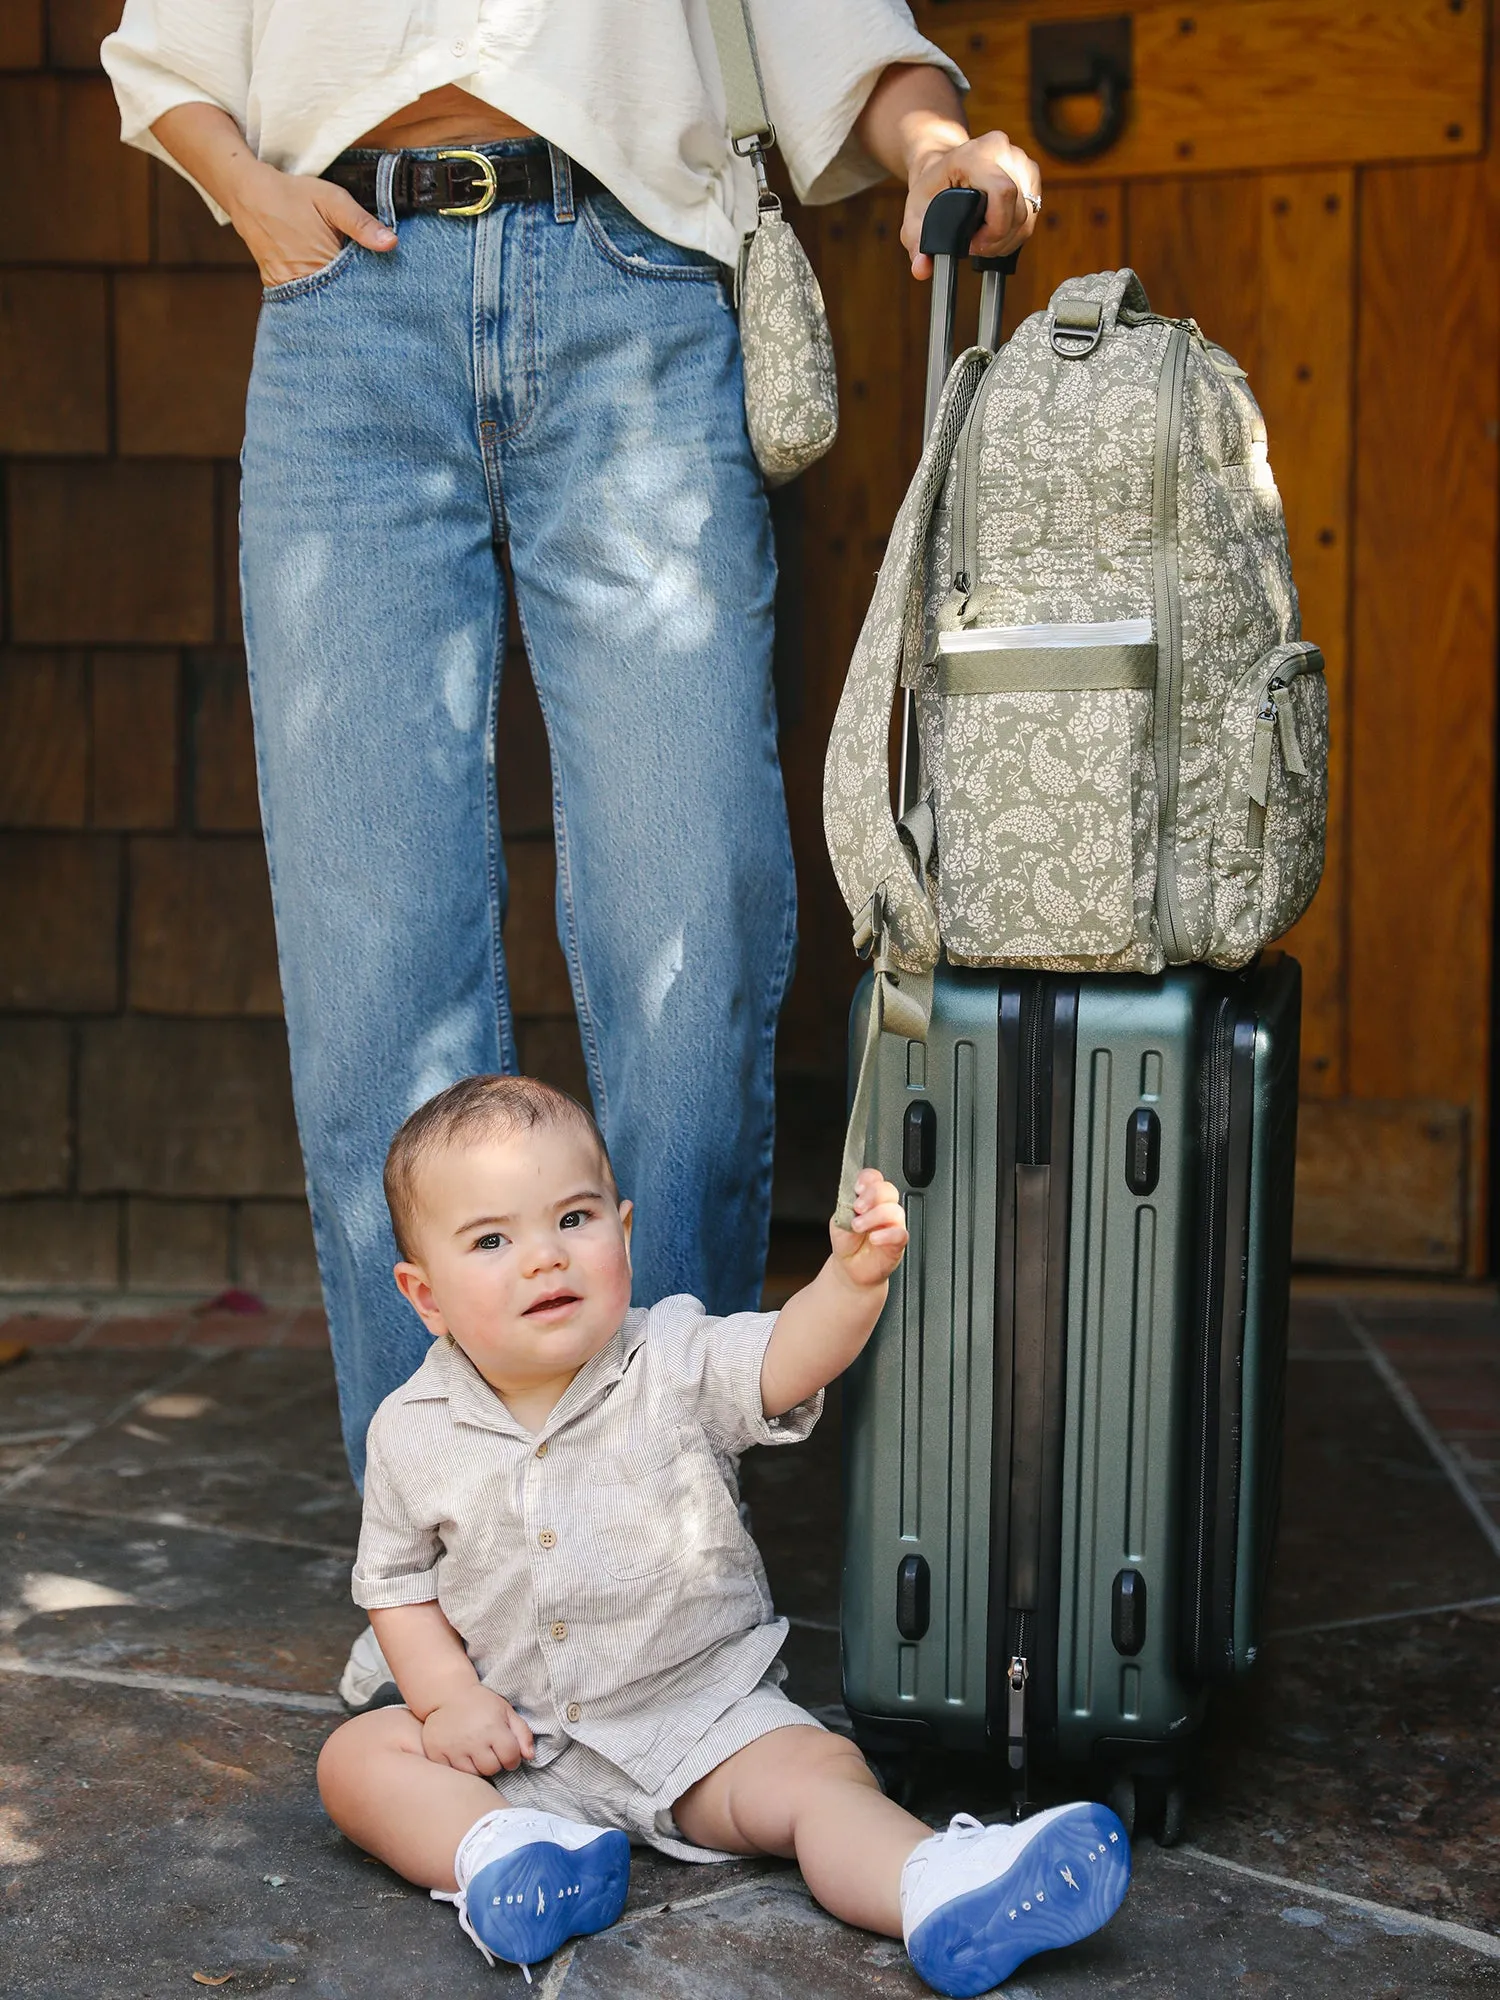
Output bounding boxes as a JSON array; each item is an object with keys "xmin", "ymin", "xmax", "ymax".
[{"xmin": 1006, "ymin": 1654, "xmax": 1028, "ymax": 1769}]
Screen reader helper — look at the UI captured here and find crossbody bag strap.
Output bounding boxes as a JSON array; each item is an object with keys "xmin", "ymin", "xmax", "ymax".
[{"xmin": 703, "ymin": 0, "xmax": 775, "ymax": 149}]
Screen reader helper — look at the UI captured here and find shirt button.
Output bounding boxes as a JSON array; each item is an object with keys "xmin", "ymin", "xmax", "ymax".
[
  {"xmin": 565, "ymin": 1702, "xmax": 582, "ymax": 1723},
  {"xmin": 550, "ymin": 1621, "xmax": 568, "ymax": 1641},
  {"xmin": 538, "ymin": 1529, "xmax": 556, "ymax": 1550},
  {"xmin": 452, "ymin": 37, "xmax": 468, "ymax": 55},
  {"xmin": 535, "ymin": 1441, "xmax": 549, "ymax": 1458}
]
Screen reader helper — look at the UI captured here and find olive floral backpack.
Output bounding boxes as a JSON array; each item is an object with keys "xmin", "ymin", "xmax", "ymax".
[{"xmin": 822, "ymin": 267, "xmax": 1329, "ymax": 987}]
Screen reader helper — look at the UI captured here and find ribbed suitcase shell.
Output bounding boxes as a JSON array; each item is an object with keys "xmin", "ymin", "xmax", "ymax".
[{"xmin": 840, "ymin": 956, "xmax": 1298, "ymax": 1781}]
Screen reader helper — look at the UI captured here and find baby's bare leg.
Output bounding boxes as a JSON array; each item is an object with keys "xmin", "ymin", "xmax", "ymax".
[
  {"xmin": 317, "ymin": 1706, "xmax": 509, "ymax": 1891},
  {"xmin": 672, "ymin": 1727, "xmax": 928, "ymax": 1935}
]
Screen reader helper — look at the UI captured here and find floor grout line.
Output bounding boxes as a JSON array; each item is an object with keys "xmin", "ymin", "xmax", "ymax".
[
  {"xmin": 0, "ymin": 1495, "xmax": 355, "ymax": 1559},
  {"xmin": 534, "ymin": 1941, "xmax": 576, "ymax": 1995},
  {"xmin": 1268, "ymin": 1593, "xmax": 1500, "ymax": 1640},
  {"xmin": 1165, "ymin": 1846, "xmax": 1500, "ymax": 1959},
  {"xmin": 617, "ymin": 1874, "xmax": 784, "ymax": 1930},
  {"xmin": 1338, "ymin": 1301, "xmax": 1500, "ymax": 1567},
  {"xmin": 0, "ymin": 1652, "xmax": 344, "ymax": 1714},
  {"xmin": 0, "ymin": 1350, "xmax": 221, "ymax": 1503}
]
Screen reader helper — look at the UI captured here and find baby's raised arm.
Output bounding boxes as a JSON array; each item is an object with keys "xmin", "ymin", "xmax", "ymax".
[
  {"xmin": 371, "ymin": 1602, "xmax": 535, "ymax": 1777},
  {"xmin": 759, "ymin": 1169, "xmax": 908, "ymax": 1417}
]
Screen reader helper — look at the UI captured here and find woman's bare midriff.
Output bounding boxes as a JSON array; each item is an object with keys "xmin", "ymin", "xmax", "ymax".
[{"xmin": 352, "ymin": 86, "xmax": 536, "ymax": 151}]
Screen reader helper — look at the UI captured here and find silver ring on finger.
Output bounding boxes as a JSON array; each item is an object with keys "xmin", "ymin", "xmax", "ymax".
[{"xmin": 1023, "ymin": 191, "xmax": 1042, "ymax": 213}]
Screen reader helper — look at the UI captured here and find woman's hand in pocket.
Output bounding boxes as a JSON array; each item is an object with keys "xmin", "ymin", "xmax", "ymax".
[{"xmin": 229, "ymin": 159, "xmax": 397, "ymax": 287}]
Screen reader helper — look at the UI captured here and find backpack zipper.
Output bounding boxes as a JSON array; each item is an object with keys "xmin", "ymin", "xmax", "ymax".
[
  {"xmin": 1152, "ymin": 325, "xmax": 1192, "ymax": 961},
  {"xmin": 949, "ymin": 354, "xmax": 1008, "ymax": 618}
]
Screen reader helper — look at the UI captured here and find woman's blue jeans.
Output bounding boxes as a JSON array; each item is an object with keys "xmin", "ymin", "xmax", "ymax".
[{"xmin": 241, "ymin": 147, "xmax": 796, "ymax": 1485}]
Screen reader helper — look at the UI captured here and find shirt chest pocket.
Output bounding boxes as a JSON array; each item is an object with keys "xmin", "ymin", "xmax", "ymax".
[{"xmin": 585, "ymin": 1426, "xmax": 732, "ymax": 1582}]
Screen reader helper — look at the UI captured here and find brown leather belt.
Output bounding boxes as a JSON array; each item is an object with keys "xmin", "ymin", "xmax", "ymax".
[{"xmin": 321, "ymin": 147, "xmax": 568, "ymax": 218}]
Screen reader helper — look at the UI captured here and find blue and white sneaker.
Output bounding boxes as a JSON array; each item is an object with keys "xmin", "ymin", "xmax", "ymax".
[
  {"xmin": 900, "ymin": 1803, "xmax": 1130, "ymax": 1996},
  {"xmin": 432, "ymin": 1808, "xmax": 630, "ymax": 1981}
]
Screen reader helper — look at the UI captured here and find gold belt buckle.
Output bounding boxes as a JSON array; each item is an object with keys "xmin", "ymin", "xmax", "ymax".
[{"xmin": 436, "ymin": 148, "xmax": 499, "ymax": 217}]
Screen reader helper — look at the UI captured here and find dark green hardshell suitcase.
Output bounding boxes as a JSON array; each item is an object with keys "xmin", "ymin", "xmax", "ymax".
[{"xmin": 840, "ymin": 957, "xmax": 1298, "ymax": 1819}]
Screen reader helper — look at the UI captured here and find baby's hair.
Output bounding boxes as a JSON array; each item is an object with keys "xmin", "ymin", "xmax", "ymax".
[{"xmin": 384, "ymin": 1074, "xmax": 616, "ymax": 1261}]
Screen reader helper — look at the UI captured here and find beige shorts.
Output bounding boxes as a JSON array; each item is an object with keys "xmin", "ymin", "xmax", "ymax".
[{"xmin": 492, "ymin": 1677, "xmax": 825, "ymax": 1862}]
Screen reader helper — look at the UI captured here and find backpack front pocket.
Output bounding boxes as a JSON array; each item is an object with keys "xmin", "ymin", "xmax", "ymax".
[
  {"xmin": 1209, "ymin": 641, "xmax": 1328, "ymax": 964},
  {"xmin": 926, "ymin": 620, "xmax": 1163, "ymax": 969}
]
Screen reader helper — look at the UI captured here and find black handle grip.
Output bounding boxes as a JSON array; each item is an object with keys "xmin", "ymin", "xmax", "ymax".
[
  {"xmin": 919, "ymin": 186, "xmax": 987, "ymax": 259},
  {"xmin": 974, "ymin": 250, "xmax": 1021, "ymax": 277}
]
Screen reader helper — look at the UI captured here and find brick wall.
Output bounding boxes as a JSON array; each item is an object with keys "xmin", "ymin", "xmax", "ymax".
[{"xmin": 0, "ymin": 8, "xmax": 586, "ymax": 1296}]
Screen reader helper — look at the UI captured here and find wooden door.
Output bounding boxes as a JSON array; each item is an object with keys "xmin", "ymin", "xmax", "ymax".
[{"xmin": 776, "ymin": 0, "xmax": 1498, "ymax": 1274}]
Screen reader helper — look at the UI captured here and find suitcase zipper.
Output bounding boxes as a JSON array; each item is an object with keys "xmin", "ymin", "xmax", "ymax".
[{"xmin": 949, "ymin": 354, "xmax": 1006, "ymax": 618}]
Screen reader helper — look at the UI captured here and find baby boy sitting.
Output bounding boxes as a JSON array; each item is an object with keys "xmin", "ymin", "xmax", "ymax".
[{"xmin": 317, "ymin": 1075, "xmax": 1129, "ymax": 1994}]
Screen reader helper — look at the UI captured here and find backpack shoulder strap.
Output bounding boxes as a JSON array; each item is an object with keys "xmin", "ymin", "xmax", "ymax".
[{"xmin": 822, "ymin": 345, "xmax": 988, "ymax": 976}]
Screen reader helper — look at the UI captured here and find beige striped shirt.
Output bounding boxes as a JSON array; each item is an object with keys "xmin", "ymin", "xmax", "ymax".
[{"xmin": 352, "ymin": 1297, "xmax": 821, "ymax": 1791}]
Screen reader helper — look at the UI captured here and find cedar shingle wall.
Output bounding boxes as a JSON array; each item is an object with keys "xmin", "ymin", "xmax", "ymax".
[{"xmin": 0, "ymin": 14, "xmax": 584, "ymax": 1296}]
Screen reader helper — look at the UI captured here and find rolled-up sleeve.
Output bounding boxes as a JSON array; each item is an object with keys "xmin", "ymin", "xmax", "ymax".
[
  {"xmin": 102, "ymin": 0, "xmax": 253, "ymax": 222},
  {"xmin": 350, "ymin": 1412, "xmax": 443, "ymax": 1611},
  {"xmin": 748, "ymin": 0, "xmax": 968, "ymax": 207},
  {"xmin": 649, "ymin": 1296, "xmax": 822, "ymax": 1455}
]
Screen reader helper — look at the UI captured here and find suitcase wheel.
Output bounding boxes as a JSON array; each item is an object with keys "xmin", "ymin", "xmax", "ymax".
[
  {"xmin": 1105, "ymin": 1774, "xmax": 1136, "ymax": 1840},
  {"xmin": 1108, "ymin": 1773, "xmax": 1189, "ymax": 1848}
]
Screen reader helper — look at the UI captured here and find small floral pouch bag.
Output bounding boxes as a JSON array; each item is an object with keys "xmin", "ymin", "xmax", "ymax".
[{"xmin": 706, "ymin": 0, "xmax": 839, "ymax": 485}]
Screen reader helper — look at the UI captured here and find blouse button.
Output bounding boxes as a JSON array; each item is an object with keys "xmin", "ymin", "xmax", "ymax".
[
  {"xmin": 565, "ymin": 1702, "xmax": 582, "ymax": 1723},
  {"xmin": 551, "ymin": 1621, "xmax": 568, "ymax": 1642},
  {"xmin": 535, "ymin": 1441, "xmax": 549, "ymax": 1458},
  {"xmin": 538, "ymin": 1529, "xmax": 557, "ymax": 1550},
  {"xmin": 451, "ymin": 37, "xmax": 468, "ymax": 56}
]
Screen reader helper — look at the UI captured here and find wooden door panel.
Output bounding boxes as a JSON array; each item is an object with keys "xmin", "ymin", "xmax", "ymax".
[
  {"xmin": 780, "ymin": 18, "xmax": 1498, "ymax": 1272},
  {"xmin": 916, "ymin": 0, "xmax": 1483, "ymax": 180},
  {"xmin": 1258, "ymin": 172, "xmax": 1354, "ymax": 1103},
  {"xmin": 1347, "ymin": 154, "xmax": 1498, "ymax": 1270}
]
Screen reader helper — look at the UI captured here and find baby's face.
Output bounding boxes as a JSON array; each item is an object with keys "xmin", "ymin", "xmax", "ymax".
[{"xmin": 395, "ymin": 1123, "xmax": 634, "ymax": 1395}]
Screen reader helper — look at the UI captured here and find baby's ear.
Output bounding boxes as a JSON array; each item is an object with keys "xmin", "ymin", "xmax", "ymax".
[
  {"xmin": 394, "ymin": 1261, "xmax": 447, "ymax": 1337},
  {"xmin": 618, "ymin": 1198, "xmax": 634, "ymax": 1257}
]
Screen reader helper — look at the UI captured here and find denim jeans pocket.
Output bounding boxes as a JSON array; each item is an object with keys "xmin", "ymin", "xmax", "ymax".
[
  {"xmin": 261, "ymin": 239, "xmax": 362, "ymax": 304},
  {"xmin": 580, "ymin": 191, "xmax": 723, "ymax": 283}
]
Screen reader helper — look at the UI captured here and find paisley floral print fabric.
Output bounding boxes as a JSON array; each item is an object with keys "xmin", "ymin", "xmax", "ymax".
[{"xmin": 822, "ymin": 265, "xmax": 1328, "ymax": 975}]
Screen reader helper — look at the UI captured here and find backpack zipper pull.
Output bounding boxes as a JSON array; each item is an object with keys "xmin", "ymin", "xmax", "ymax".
[
  {"xmin": 1275, "ymin": 684, "xmax": 1307, "ymax": 777},
  {"xmin": 1249, "ymin": 691, "xmax": 1278, "ymax": 810},
  {"xmin": 1245, "ymin": 688, "xmax": 1278, "ymax": 847}
]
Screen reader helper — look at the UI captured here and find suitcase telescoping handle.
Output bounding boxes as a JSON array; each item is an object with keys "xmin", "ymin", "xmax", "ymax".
[
  {"xmin": 899, "ymin": 189, "xmax": 1020, "ymax": 816},
  {"xmin": 921, "ymin": 187, "xmax": 1019, "ymax": 435}
]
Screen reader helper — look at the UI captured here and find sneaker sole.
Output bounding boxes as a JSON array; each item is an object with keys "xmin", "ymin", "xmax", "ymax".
[
  {"xmin": 907, "ymin": 1803, "xmax": 1130, "ymax": 1997},
  {"xmin": 468, "ymin": 1829, "xmax": 630, "ymax": 1968}
]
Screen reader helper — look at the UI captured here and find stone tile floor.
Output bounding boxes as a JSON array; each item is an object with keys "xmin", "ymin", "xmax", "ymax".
[{"xmin": 0, "ymin": 1286, "xmax": 1497, "ymax": 1998}]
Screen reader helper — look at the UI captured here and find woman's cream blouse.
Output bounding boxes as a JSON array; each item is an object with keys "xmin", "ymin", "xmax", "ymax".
[{"xmin": 102, "ymin": 0, "xmax": 966, "ymax": 261}]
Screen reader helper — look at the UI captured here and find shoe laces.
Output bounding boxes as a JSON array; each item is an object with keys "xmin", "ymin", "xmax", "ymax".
[
  {"xmin": 431, "ymin": 1812, "xmax": 534, "ymax": 1984},
  {"xmin": 937, "ymin": 1812, "xmax": 989, "ymax": 1845}
]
